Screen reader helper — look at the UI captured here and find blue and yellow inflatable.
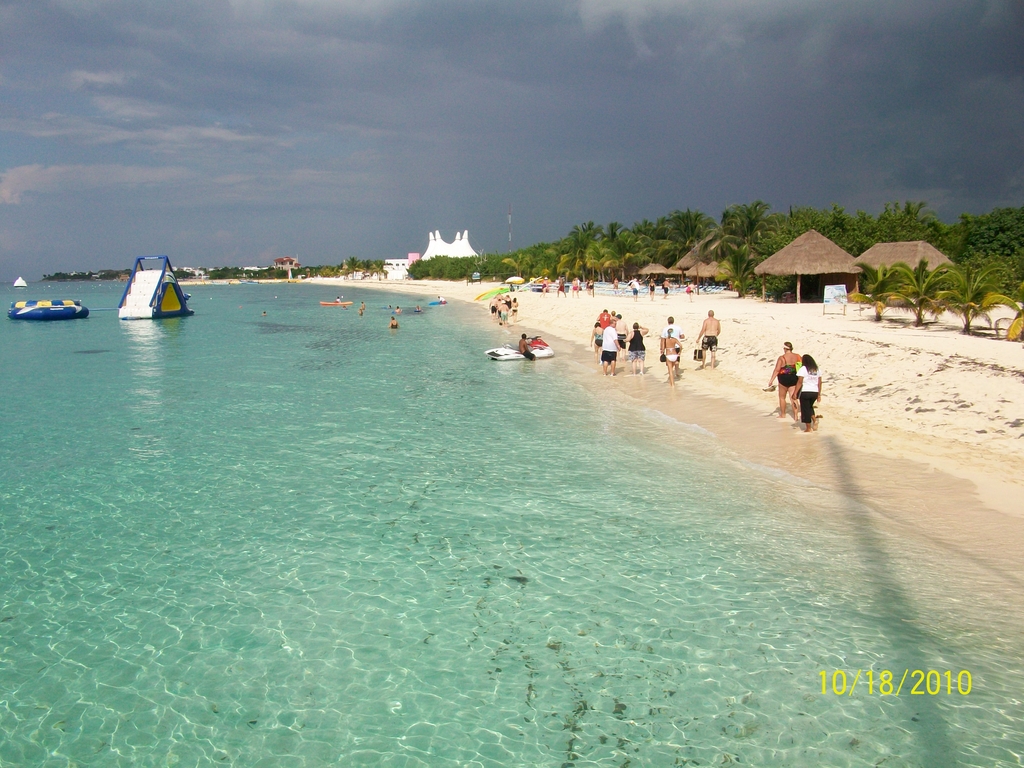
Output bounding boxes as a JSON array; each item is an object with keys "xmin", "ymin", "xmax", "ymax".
[{"xmin": 8, "ymin": 299, "xmax": 90, "ymax": 321}]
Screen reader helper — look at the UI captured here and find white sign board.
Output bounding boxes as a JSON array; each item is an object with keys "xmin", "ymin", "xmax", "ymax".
[
  {"xmin": 823, "ymin": 284, "xmax": 848, "ymax": 304},
  {"xmin": 823, "ymin": 284, "xmax": 848, "ymax": 315}
]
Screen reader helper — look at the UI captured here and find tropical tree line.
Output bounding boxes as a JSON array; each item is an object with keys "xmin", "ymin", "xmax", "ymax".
[
  {"xmin": 408, "ymin": 202, "xmax": 1024, "ymax": 301},
  {"xmin": 203, "ymin": 257, "xmax": 390, "ymax": 281},
  {"xmin": 851, "ymin": 261, "xmax": 1024, "ymax": 338}
]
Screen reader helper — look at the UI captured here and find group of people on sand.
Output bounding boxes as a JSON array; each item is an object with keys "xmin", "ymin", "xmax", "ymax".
[
  {"xmin": 655, "ymin": 311, "xmax": 719, "ymax": 386},
  {"xmin": 590, "ymin": 309, "xmax": 721, "ymax": 383},
  {"xmin": 767, "ymin": 342, "xmax": 823, "ymax": 432},
  {"xmin": 489, "ymin": 294, "xmax": 518, "ymax": 326}
]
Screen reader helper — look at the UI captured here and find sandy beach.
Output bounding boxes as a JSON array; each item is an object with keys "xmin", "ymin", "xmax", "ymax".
[{"xmin": 310, "ymin": 277, "xmax": 1024, "ymax": 550}]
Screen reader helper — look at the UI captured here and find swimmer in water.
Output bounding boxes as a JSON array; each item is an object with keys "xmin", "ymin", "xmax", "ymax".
[
  {"xmin": 389, "ymin": 316, "xmax": 399, "ymax": 329},
  {"xmin": 359, "ymin": 302, "xmax": 365, "ymax": 316}
]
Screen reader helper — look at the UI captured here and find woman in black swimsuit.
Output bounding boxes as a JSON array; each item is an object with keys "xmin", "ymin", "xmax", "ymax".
[
  {"xmin": 768, "ymin": 342, "xmax": 801, "ymax": 420},
  {"xmin": 627, "ymin": 322, "xmax": 649, "ymax": 375}
]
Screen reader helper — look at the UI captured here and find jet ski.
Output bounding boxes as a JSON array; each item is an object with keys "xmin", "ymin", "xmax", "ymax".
[{"xmin": 485, "ymin": 336, "xmax": 554, "ymax": 361}]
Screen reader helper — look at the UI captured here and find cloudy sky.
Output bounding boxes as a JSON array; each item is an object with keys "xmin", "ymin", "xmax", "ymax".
[{"xmin": 1, "ymin": 0, "xmax": 1021, "ymax": 278}]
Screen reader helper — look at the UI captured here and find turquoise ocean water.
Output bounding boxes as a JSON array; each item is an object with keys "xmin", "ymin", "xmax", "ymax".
[{"xmin": 1, "ymin": 281, "xmax": 1022, "ymax": 767}]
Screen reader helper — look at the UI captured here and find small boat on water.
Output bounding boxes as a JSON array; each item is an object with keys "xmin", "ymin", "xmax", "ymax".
[
  {"xmin": 320, "ymin": 301, "xmax": 353, "ymax": 307},
  {"xmin": 13, "ymin": 277, "xmax": 27, "ymax": 288},
  {"xmin": 9, "ymin": 299, "xmax": 89, "ymax": 321},
  {"xmin": 485, "ymin": 336, "xmax": 554, "ymax": 361}
]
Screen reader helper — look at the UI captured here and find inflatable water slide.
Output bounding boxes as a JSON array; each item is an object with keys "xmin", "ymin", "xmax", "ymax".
[{"xmin": 118, "ymin": 256, "xmax": 194, "ymax": 320}]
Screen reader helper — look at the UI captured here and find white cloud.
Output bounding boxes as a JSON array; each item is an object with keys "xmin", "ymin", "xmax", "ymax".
[
  {"xmin": 68, "ymin": 70, "xmax": 127, "ymax": 89},
  {"xmin": 0, "ymin": 164, "xmax": 193, "ymax": 204},
  {"xmin": 0, "ymin": 113, "xmax": 268, "ymax": 152}
]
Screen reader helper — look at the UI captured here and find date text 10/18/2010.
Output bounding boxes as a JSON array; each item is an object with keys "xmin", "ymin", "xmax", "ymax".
[{"xmin": 820, "ymin": 670, "xmax": 972, "ymax": 696}]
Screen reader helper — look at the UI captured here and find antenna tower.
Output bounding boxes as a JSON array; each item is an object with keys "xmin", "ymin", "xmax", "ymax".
[{"xmin": 508, "ymin": 204, "xmax": 512, "ymax": 253}]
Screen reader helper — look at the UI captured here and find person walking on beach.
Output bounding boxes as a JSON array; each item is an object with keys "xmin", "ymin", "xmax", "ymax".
[
  {"xmin": 660, "ymin": 316, "xmax": 685, "ymax": 353},
  {"xmin": 629, "ymin": 279, "xmax": 640, "ymax": 302},
  {"xmin": 662, "ymin": 279, "xmax": 671, "ymax": 299},
  {"xmin": 648, "ymin": 280, "xmax": 656, "ymax": 301},
  {"xmin": 663, "ymin": 333, "xmax": 682, "ymax": 386},
  {"xmin": 794, "ymin": 354, "xmax": 823, "ymax": 432},
  {"xmin": 685, "ymin": 283, "xmax": 693, "ymax": 301},
  {"xmin": 510, "ymin": 297, "xmax": 519, "ymax": 324},
  {"xmin": 598, "ymin": 308, "xmax": 613, "ymax": 329},
  {"xmin": 572, "ymin": 277, "xmax": 580, "ymax": 297},
  {"xmin": 587, "ymin": 279, "xmax": 595, "ymax": 297},
  {"xmin": 627, "ymin": 322, "xmax": 649, "ymax": 375},
  {"xmin": 695, "ymin": 310, "xmax": 721, "ymax": 370},
  {"xmin": 498, "ymin": 298, "xmax": 509, "ymax": 326},
  {"xmin": 600, "ymin": 322, "xmax": 620, "ymax": 376},
  {"xmin": 557, "ymin": 277, "xmax": 567, "ymax": 297},
  {"xmin": 490, "ymin": 297, "xmax": 499, "ymax": 322},
  {"xmin": 615, "ymin": 313, "xmax": 629, "ymax": 361},
  {"xmin": 767, "ymin": 342, "xmax": 801, "ymax": 420},
  {"xmin": 592, "ymin": 322, "xmax": 603, "ymax": 362}
]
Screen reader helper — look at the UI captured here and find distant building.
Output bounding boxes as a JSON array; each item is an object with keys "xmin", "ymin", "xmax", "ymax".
[
  {"xmin": 421, "ymin": 230, "xmax": 477, "ymax": 260},
  {"xmin": 384, "ymin": 258, "xmax": 410, "ymax": 280},
  {"xmin": 273, "ymin": 256, "xmax": 300, "ymax": 279}
]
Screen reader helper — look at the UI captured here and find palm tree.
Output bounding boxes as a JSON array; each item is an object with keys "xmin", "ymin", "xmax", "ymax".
[
  {"xmin": 939, "ymin": 264, "xmax": 1014, "ymax": 334},
  {"xmin": 718, "ymin": 244, "xmax": 758, "ymax": 297},
  {"xmin": 557, "ymin": 222, "xmax": 600, "ymax": 278},
  {"xmin": 1005, "ymin": 281, "xmax": 1024, "ymax": 341},
  {"xmin": 370, "ymin": 259, "xmax": 386, "ymax": 280},
  {"xmin": 850, "ymin": 264, "xmax": 905, "ymax": 321},
  {"xmin": 890, "ymin": 261, "xmax": 949, "ymax": 326},
  {"xmin": 721, "ymin": 200, "xmax": 781, "ymax": 256},
  {"xmin": 345, "ymin": 256, "xmax": 362, "ymax": 277},
  {"xmin": 667, "ymin": 209, "xmax": 715, "ymax": 251},
  {"xmin": 501, "ymin": 253, "xmax": 532, "ymax": 278}
]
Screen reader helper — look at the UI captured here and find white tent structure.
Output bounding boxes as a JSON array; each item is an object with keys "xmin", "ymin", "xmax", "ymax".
[{"xmin": 421, "ymin": 230, "xmax": 477, "ymax": 260}]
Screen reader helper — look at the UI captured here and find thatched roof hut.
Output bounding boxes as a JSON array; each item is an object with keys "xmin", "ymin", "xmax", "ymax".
[
  {"xmin": 674, "ymin": 247, "xmax": 700, "ymax": 271},
  {"xmin": 638, "ymin": 263, "xmax": 681, "ymax": 276},
  {"xmin": 754, "ymin": 230, "xmax": 859, "ymax": 303},
  {"xmin": 856, "ymin": 241, "xmax": 952, "ymax": 269},
  {"xmin": 685, "ymin": 261, "xmax": 719, "ymax": 278}
]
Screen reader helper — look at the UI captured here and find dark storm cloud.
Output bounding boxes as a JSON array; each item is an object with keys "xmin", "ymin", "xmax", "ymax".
[{"xmin": 0, "ymin": 0, "xmax": 1021, "ymax": 276}]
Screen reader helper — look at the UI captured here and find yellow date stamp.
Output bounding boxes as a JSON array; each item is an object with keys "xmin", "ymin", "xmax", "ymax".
[{"xmin": 819, "ymin": 669, "xmax": 972, "ymax": 696}]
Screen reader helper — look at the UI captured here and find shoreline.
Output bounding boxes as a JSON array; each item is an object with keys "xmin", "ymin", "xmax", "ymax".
[{"xmin": 322, "ymin": 278, "xmax": 1024, "ymax": 527}]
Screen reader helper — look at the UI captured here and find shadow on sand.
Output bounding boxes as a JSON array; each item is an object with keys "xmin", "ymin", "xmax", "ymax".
[{"xmin": 821, "ymin": 435, "xmax": 959, "ymax": 766}]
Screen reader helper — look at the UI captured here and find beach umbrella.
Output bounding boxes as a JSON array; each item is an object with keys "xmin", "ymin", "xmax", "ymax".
[
  {"xmin": 685, "ymin": 262, "xmax": 718, "ymax": 278},
  {"xmin": 674, "ymin": 247, "xmax": 700, "ymax": 271},
  {"xmin": 637, "ymin": 263, "xmax": 668, "ymax": 275},
  {"xmin": 474, "ymin": 285, "xmax": 510, "ymax": 301},
  {"xmin": 505, "ymin": 276, "xmax": 525, "ymax": 284}
]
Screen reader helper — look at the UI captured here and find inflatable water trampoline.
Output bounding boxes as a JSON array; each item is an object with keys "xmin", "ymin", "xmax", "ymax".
[{"xmin": 8, "ymin": 300, "xmax": 90, "ymax": 321}]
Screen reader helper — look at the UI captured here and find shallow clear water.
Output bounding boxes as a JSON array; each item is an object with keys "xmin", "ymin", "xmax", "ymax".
[{"xmin": 1, "ymin": 282, "xmax": 1022, "ymax": 767}]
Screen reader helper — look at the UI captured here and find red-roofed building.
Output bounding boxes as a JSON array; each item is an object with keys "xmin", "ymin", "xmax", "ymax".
[{"xmin": 273, "ymin": 256, "xmax": 300, "ymax": 278}]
